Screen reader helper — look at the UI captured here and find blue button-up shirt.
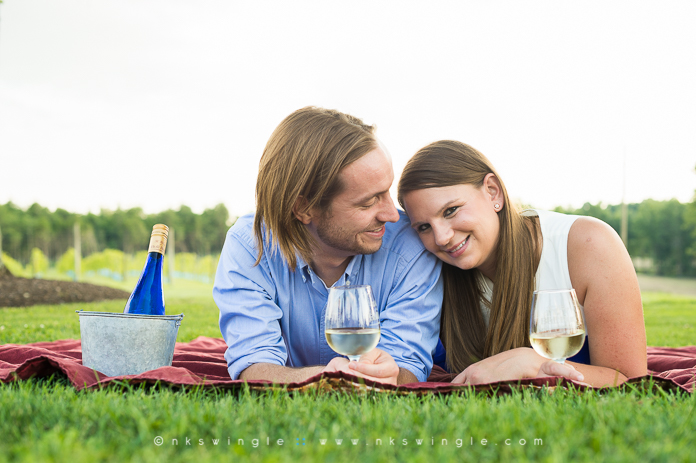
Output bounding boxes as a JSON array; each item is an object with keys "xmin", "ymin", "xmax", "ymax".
[{"xmin": 213, "ymin": 211, "xmax": 443, "ymax": 382}]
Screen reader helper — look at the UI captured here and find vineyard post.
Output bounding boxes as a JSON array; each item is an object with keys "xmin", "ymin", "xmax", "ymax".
[
  {"xmin": 73, "ymin": 222, "xmax": 81, "ymax": 281},
  {"xmin": 621, "ymin": 147, "xmax": 628, "ymax": 246},
  {"xmin": 168, "ymin": 228, "xmax": 175, "ymax": 285}
]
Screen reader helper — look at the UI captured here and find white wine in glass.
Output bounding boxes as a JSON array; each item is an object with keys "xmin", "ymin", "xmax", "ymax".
[
  {"xmin": 529, "ymin": 289, "xmax": 586, "ymax": 364},
  {"xmin": 325, "ymin": 285, "xmax": 380, "ymax": 362}
]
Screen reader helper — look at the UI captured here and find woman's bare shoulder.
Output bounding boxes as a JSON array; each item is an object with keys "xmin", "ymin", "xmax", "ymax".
[
  {"xmin": 566, "ymin": 216, "xmax": 634, "ymax": 302},
  {"xmin": 568, "ymin": 215, "xmax": 621, "ymax": 250}
]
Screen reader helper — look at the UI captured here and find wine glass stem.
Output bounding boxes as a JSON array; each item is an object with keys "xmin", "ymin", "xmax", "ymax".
[
  {"xmin": 554, "ymin": 359, "xmax": 566, "ymax": 364},
  {"xmin": 347, "ymin": 355, "xmax": 360, "ymax": 362}
]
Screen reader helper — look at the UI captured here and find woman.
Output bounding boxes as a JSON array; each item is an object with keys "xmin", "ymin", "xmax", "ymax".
[{"xmin": 398, "ymin": 140, "xmax": 647, "ymax": 387}]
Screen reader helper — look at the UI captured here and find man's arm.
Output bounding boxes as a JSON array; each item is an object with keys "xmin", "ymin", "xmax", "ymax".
[
  {"xmin": 397, "ymin": 368, "xmax": 417, "ymax": 384},
  {"xmin": 214, "ymin": 224, "xmax": 292, "ymax": 381},
  {"xmin": 241, "ymin": 357, "xmax": 407, "ymax": 384},
  {"xmin": 239, "ymin": 363, "xmax": 325, "ymax": 383}
]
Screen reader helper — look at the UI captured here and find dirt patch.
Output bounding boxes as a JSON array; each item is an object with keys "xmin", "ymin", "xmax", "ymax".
[{"xmin": 0, "ymin": 266, "xmax": 130, "ymax": 308}]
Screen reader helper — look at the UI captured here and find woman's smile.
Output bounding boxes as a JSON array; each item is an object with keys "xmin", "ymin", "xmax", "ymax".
[{"xmin": 445, "ymin": 235, "xmax": 470, "ymax": 257}]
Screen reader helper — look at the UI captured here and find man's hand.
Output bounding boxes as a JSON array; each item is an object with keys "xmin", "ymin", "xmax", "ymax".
[
  {"xmin": 342, "ymin": 348, "xmax": 400, "ymax": 385},
  {"xmin": 321, "ymin": 356, "xmax": 350, "ymax": 373}
]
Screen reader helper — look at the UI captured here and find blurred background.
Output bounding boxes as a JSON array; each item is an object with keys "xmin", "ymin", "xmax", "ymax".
[{"xmin": 0, "ymin": 1, "xmax": 694, "ymax": 283}]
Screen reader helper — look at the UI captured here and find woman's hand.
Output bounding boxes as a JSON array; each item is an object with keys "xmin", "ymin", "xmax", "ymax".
[
  {"xmin": 537, "ymin": 359, "xmax": 586, "ymax": 383},
  {"xmin": 451, "ymin": 347, "xmax": 585, "ymax": 385}
]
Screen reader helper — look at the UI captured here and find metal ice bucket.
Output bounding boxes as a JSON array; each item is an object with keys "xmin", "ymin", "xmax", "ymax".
[{"xmin": 77, "ymin": 311, "xmax": 184, "ymax": 377}]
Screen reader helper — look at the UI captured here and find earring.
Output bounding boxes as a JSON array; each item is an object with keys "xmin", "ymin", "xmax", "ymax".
[{"xmin": 494, "ymin": 203, "xmax": 501, "ymax": 210}]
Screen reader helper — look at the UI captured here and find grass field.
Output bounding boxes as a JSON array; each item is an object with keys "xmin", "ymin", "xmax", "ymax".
[{"xmin": 1, "ymin": 278, "xmax": 695, "ymax": 462}]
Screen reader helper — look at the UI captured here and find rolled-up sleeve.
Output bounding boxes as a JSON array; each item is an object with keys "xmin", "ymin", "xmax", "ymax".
[
  {"xmin": 378, "ymin": 250, "xmax": 443, "ymax": 382},
  {"xmin": 213, "ymin": 230, "xmax": 287, "ymax": 380}
]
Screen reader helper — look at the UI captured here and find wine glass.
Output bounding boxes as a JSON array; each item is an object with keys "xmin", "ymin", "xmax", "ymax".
[
  {"xmin": 529, "ymin": 289, "xmax": 586, "ymax": 364},
  {"xmin": 325, "ymin": 285, "xmax": 381, "ymax": 362}
]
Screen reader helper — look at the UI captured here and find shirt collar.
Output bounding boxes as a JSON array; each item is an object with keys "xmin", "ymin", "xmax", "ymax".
[
  {"xmin": 295, "ymin": 253, "xmax": 364, "ymax": 286},
  {"xmin": 344, "ymin": 253, "xmax": 363, "ymax": 285},
  {"xmin": 295, "ymin": 254, "xmax": 312, "ymax": 283}
]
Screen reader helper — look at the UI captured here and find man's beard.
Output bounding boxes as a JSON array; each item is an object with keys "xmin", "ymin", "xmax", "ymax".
[{"xmin": 315, "ymin": 215, "xmax": 384, "ymax": 256}]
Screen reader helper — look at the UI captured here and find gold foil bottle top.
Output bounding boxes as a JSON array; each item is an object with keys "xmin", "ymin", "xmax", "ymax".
[{"xmin": 148, "ymin": 224, "xmax": 169, "ymax": 254}]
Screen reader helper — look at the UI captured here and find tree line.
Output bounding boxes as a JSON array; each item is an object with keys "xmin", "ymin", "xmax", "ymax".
[
  {"xmin": 0, "ymin": 202, "xmax": 233, "ymax": 264},
  {"xmin": 554, "ymin": 198, "xmax": 696, "ymax": 277},
  {"xmin": 1, "ymin": 195, "xmax": 695, "ymax": 277}
]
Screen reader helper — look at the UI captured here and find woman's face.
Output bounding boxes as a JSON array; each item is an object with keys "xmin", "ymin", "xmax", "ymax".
[{"xmin": 401, "ymin": 176, "xmax": 503, "ymax": 280}]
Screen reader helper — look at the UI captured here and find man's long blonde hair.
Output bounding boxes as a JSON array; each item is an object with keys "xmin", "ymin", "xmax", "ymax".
[
  {"xmin": 398, "ymin": 140, "xmax": 540, "ymax": 373},
  {"xmin": 254, "ymin": 106, "xmax": 377, "ymax": 270}
]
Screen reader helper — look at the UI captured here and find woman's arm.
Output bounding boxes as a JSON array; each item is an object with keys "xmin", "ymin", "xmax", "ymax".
[
  {"xmin": 451, "ymin": 347, "xmax": 586, "ymax": 385},
  {"xmin": 565, "ymin": 216, "xmax": 647, "ymax": 385},
  {"xmin": 452, "ymin": 216, "xmax": 647, "ymax": 387}
]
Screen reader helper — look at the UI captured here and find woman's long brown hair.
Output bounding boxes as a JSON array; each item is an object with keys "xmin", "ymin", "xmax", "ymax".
[{"xmin": 397, "ymin": 140, "xmax": 540, "ymax": 374}]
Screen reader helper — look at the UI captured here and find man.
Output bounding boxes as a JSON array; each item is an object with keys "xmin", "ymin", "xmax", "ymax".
[{"xmin": 214, "ymin": 107, "xmax": 442, "ymax": 385}]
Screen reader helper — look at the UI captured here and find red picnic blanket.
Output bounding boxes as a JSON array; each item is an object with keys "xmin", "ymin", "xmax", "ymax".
[{"xmin": 1, "ymin": 336, "xmax": 694, "ymax": 394}]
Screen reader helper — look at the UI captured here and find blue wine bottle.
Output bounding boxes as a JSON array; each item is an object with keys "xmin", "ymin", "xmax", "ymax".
[{"xmin": 123, "ymin": 224, "xmax": 168, "ymax": 315}]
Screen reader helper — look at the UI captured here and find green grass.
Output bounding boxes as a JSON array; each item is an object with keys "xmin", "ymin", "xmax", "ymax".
[
  {"xmin": 1, "ymin": 285, "xmax": 695, "ymax": 462},
  {"xmin": 0, "ymin": 279, "xmax": 220, "ymax": 344},
  {"xmin": 1, "ymin": 379, "xmax": 694, "ymax": 463},
  {"xmin": 642, "ymin": 293, "xmax": 696, "ymax": 347}
]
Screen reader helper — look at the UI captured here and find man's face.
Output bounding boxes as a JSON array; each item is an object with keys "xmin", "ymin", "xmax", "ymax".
[{"xmin": 309, "ymin": 144, "xmax": 401, "ymax": 259}]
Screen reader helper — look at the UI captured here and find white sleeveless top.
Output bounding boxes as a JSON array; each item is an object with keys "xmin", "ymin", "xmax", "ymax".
[{"xmin": 479, "ymin": 209, "xmax": 581, "ymax": 326}]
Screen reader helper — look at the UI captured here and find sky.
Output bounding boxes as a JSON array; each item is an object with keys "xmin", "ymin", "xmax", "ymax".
[{"xmin": 0, "ymin": 1, "xmax": 694, "ymax": 219}]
